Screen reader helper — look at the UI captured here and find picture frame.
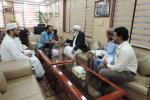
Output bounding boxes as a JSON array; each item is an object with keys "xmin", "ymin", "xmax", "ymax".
[
  {"xmin": 94, "ymin": 0, "xmax": 110, "ymax": 17},
  {"xmin": 3, "ymin": 6, "xmax": 14, "ymax": 13}
]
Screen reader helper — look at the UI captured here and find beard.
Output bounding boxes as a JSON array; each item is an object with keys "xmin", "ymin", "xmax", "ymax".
[
  {"xmin": 48, "ymin": 31, "xmax": 52, "ymax": 34},
  {"xmin": 14, "ymin": 32, "xmax": 19, "ymax": 37}
]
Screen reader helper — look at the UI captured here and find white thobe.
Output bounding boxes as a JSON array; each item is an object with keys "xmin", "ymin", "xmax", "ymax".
[
  {"xmin": 1, "ymin": 34, "xmax": 45, "ymax": 78},
  {"xmin": 63, "ymin": 32, "xmax": 82, "ymax": 59}
]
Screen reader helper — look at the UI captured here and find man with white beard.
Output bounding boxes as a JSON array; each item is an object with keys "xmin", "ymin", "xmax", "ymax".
[{"xmin": 63, "ymin": 25, "xmax": 89, "ymax": 59}]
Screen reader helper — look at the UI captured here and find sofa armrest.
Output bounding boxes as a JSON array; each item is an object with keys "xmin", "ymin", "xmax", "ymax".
[{"xmin": 0, "ymin": 60, "xmax": 33, "ymax": 80}]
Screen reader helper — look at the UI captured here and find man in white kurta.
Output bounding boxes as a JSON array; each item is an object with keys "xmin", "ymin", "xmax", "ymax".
[
  {"xmin": 1, "ymin": 23, "xmax": 45, "ymax": 78},
  {"xmin": 63, "ymin": 25, "xmax": 88, "ymax": 59}
]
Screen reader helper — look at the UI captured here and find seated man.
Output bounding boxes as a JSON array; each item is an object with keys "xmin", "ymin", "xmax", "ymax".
[
  {"xmin": 63, "ymin": 25, "xmax": 89, "ymax": 59},
  {"xmin": 92, "ymin": 28, "xmax": 117, "ymax": 72},
  {"xmin": 99, "ymin": 27, "xmax": 138, "ymax": 84},
  {"xmin": 18, "ymin": 27, "xmax": 30, "ymax": 48},
  {"xmin": 38, "ymin": 25, "xmax": 56, "ymax": 50},
  {"xmin": 1, "ymin": 23, "xmax": 45, "ymax": 78}
]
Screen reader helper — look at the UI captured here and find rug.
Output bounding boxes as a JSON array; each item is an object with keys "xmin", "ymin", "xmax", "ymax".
[{"xmin": 39, "ymin": 76, "xmax": 56, "ymax": 97}]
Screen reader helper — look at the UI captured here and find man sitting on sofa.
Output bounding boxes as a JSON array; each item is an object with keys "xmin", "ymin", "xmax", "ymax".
[
  {"xmin": 63, "ymin": 25, "xmax": 89, "ymax": 59},
  {"xmin": 0, "ymin": 23, "xmax": 45, "ymax": 78},
  {"xmin": 92, "ymin": 28, "xmax": 117, "ymax": 72},
  {"xmin": 99, "ymin": 27, "xmax": 138, "ymax": 84},
  {"xmin": 38, "ymin": 25, "xmax": 57, "ymax": 50}
]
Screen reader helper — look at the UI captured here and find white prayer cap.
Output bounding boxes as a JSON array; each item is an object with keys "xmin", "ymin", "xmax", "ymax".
[
  {"xmin": 73, "ymin": 25, "xmax": 81, "ymax": 31},
  {"xmin": 6, "ymin": 23, "xmax": 17, "ymax": 30}
]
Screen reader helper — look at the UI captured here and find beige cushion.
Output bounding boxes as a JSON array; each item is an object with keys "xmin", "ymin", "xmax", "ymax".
[
  {"xmin": 136, "ymin": 52, "xmax": 146, "ymax": 60},
  {"xmin": 29, "ymin": 35, "xmax": 40, "ymax": 43},
  {"xmin": 123, "ymin": 74, "xmax": 149, "ymax": 95},
  {"xmin": 3, "ymin": 75, "xmax": 44, "ymax": 100},
  {"xmin": 0, "ymin": 71, "xmax": 7, "ymax": 93},
  {"xmin": 0, "ymin": 92, "xmax": 4, "ymax": 100},
  {"xmin": 0, "ymin": 60, "xmax": 32, "ymax": 80},
  {"xmin": 85, "ymin": 38, "xmax": 94, "ymax": 46},
  {"xmin": 89, "ymin": 40, "xmax": 100, "ymax": 50},
  {"xmin": 138, "ymin": 55, "xmax": 150, "ymax": 76},
  {"xmin": 76, "ymin": 52, "xmax": 88, "ymax": 62}
]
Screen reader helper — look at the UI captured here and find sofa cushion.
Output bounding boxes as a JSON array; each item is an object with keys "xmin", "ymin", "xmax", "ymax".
[
  {"xmin": 136, "ymin": 52, "xmax": 146, "ymax": 60},
  {"xmin": 0, "ymin": 92, "xmax": 4, "ymax": 100},
  {"xmin": 76, "ymin": 52, "xmax": 89, "ymax": 62},
  {"xmin": 138, "ymin": 55, "xmax": 150, "ymax": 76},
  {"xmin": 123, "ymin": 74, "xmax": 149, "ymax": 95},
  {"xmin": 85, "ymin": 38, "xmax": 94, "ymax": 46},
  {"xmin": 89, "ymin": 40, "xmax": 100, "ymax": 50},
  {"xmin": 3, "ymin": 75, "xmax": 44, "ymax": 100},
  {"xmin": 29, "ymin": 35, "xmax": 40, "ymax": 43},
  {"xmin": 0, "ymin": 71, "xmax": 7, "ymax": 93},
  {"xmin": 0, "ymin": 60, "xmax": 32, "ymax": 80},
  {"xmin": 29, "ymin": 35, "xmax": 40, "ymax": 49}
]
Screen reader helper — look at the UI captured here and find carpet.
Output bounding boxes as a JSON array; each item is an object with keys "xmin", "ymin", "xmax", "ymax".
[{"xmin": 39, "ymin": 76, "xmax": 56, "ymax": 97}]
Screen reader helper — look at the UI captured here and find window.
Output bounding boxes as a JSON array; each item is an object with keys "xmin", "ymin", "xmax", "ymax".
[
  {"xmin": 14, "ymin": 3, "xmax": 39, "ymax": 27},
  {"xmin": 14, "ymin": 3, "xmax": 24, "ymax": 27},
  {"xmin": 0, "ymin": 1, "xmax": 4, "ymax": 28},
  {"xmin": 113, "ymin": 0, "xmax": 135, "ymax": 33},
  {"xmin": 40, "ymin": 5, "xmax": 48, "ymax": 13},
  {"xmin": 24, "ymin": 4, "xmax": 39, "ymax": 27},
  {"xmin": 131, "ymin": 0, "xmax": 150, "ymax": 49},
  {"xmin": 112, "ymin": 0, "xmax": 150, "ymax": 50}
]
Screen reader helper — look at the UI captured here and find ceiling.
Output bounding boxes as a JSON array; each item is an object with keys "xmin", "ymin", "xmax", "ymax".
[{"xmin": 4, "ymin": 0, "xmax": 57, "ymax": 5}]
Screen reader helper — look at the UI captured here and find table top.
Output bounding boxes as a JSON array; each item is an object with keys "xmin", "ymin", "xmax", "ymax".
[{"xmin": 38, "ymin": 50, "xmax": 126, "ymax": 100}]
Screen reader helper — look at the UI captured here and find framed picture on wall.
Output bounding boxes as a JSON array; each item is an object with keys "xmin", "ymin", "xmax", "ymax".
[
  {"xmin": 94, "ymin": 0, "xmax": 110, "ymax": 17},
  {"xmin": 3, "ymin": 6, "xmax": 14, "ymax": 13}
]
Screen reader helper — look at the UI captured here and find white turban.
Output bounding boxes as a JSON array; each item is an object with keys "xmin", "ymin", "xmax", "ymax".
[
  {"xmin": 6, "ymin": 23, "xmax": 17, "ymax": 30},
  {"xmin": 73, "ymin": 25, "xmax": 81, "ymax": 31}
]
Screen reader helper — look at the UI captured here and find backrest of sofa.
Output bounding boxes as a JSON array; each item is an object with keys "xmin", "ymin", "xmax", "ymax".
[
  {"xmin": 85, "ymin": 38, "xmax": 101, "ymax": 50},
  {"xmin": 0, "ymin": 92, "xmax": 3, "ymax": 100},
  {"xmin": 0, "ymin": 71, "xmax": 7, "ymax": 93},
  {"xmin": 136, "ymin": 52, "xmax": 146, "ymax": 60},
  {"xmin": 29, "ymin": 35, "xmax": 40, "ymax": 43},
  {"xmin": 136, "ymin": 52, "xmax": 150, "ymax": 76},
  {"xmin": 85, "ymin": 38, "xmax": 94, "ymax": 46}
]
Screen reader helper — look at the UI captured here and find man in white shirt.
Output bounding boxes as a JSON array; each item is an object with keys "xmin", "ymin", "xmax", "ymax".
[
  {"xmin": 1, "ymin": 23, "xmax": 45, "ymax": 78},
  {"xmin": 99, "ymin": 27, "xmax": 138, "ymax": 84}
]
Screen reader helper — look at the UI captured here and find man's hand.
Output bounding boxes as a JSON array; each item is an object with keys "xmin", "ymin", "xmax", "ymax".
[
  {"xmin": 71, "ymin": 50, "xmax": 75, "ymax": 54},
  {"xmin": 26, "ymin": 53, "xmax": 32, "ymax": 58},
  {"xmin": 50, "ymin": 40, "xmax": 56, "ymax": 43},
  {"xmin": 103, "ymin": 59, "xmax": 108, "ymax": 66}
]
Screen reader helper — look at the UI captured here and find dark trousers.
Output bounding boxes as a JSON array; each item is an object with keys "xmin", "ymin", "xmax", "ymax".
[
  {"xmin": 39, "ymin": 43, "xmax": 54, "ymax": 58},
  {"xmin": 99, "ymin": 67, "xmax": 135, "ymax": 84}
]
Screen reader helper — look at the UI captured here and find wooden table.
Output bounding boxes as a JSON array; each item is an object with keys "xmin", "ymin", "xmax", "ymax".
[{"xmin": 38, "ymin": 50, "xmax": 126, "ymax": 100}]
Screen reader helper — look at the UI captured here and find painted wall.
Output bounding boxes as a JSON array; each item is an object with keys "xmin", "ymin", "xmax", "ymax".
[
  {"xmin": 3, "ymin": 1, "xmax": 15, "ymax": 25},
  {"xmin": 61, "ymin": 17, "xmax": 110, "ymax": 45},
  {"xmin": 93, "ymin": 17, "xmax": 110, "ymax": 44},
  {"xmin": 51, "ymin": 0, "xmax": 111, "ymax": 45}
]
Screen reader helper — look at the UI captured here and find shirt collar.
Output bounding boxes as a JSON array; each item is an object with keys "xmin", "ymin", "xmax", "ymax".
[
  {"xmin": 118, "ymin": 41, "xmax": 128, "ymax": 49},
  {"xmin": 6, "ymin": 34, "xmax": 14, "ymax": 39},
  {"xmin": 73, "ymin": 31, "xmax": 79, "ymax": 37}
]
